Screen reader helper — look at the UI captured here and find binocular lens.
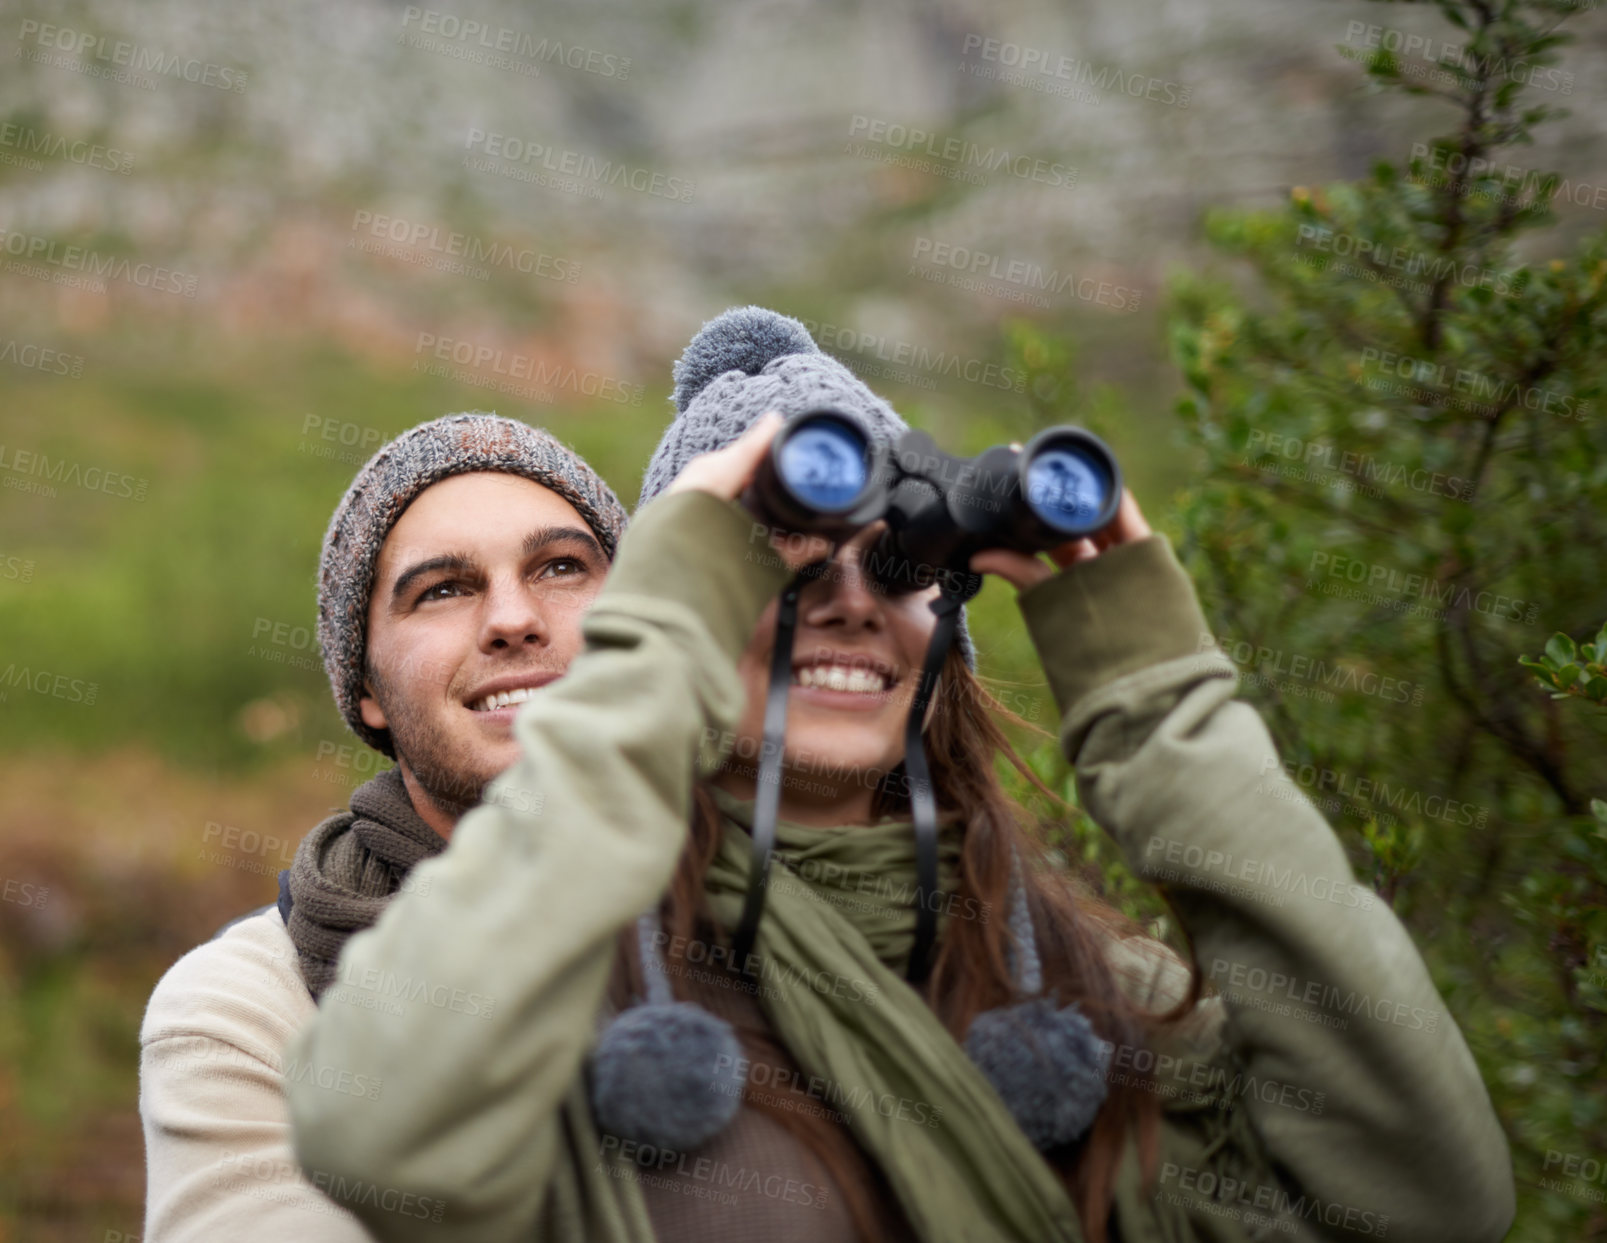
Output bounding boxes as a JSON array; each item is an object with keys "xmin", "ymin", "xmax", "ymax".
[
  {"xmin": 777, "ymin": 418, "xmax": 871, "ymax": 511},
  {"xmin": 1023, "ymin": 444, "xmax": 1113, "ymax": 534}
]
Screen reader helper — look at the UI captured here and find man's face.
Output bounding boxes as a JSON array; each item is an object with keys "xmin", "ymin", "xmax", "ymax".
[{"xmin": 359, "ymin": 471, "xmax": 608, "ymax": 818}]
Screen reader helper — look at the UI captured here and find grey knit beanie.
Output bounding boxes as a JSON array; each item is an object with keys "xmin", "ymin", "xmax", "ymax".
[
  {"xmin": 318, "ymin": 412, "xmax": 628, "ymax": 757},
  {"xmin": 639, "ymin": 306, "xmax": 975, "ymax": 667}
]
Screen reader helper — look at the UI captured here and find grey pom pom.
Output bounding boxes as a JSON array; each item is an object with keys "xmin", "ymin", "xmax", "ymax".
[
  {"xmin": 671, "ymin": 306, "xmax": 819, "ymax": 413},
  {"xmin": 965, "ymin": 997, "xmax": 1112, "ymax": 1150},
  {"xmin": 588, "ymin": 1002, "xmax": 746, "ymax": 1150}
]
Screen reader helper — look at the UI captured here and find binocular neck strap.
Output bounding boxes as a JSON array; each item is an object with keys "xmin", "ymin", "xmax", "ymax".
[
  {"xmin": 730, "ymin": 565, "xmax": 967, "ymax": 990},
  {"xmin": 731, "ymin": 565, "xmax": 817, "ymax": 976},
  {"xmin": 903, "ymin": 586, "xmax": 967, "ymax": 987}
]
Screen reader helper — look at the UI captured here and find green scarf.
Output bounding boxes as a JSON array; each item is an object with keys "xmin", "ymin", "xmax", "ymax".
[{"xmin": 545, "ymin": 786, "xmax": 1085, "ymax": 1243}]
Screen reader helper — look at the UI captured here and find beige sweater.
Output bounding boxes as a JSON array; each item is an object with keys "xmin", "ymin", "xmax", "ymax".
[{"xmin": 139, "ymin": 906, "xmax": 377, "ymax": 1242}]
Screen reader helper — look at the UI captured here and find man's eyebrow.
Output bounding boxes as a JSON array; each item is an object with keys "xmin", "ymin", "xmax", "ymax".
[
  {"xmin": 523, "ymin": 525, "xmax": 605, "ymax": 562},
  {"xmin": 390, "ymin": 552, "xmax": 479, "ymax": 606},
  {"xmin": 387, "ymin": 527, "xmax": 605, "ymax": 607}
]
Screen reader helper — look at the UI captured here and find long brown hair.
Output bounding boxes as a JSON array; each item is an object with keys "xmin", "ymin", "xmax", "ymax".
[{"xmin": 610, "ymin": 649, "xmax": 1202, "ymax": 1242}]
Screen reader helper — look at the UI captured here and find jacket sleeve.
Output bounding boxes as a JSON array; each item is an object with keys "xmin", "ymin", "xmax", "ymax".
[
  {"xmin": 285, "ymin": 491, "xmax": 790, "ymax": 1243},
  {"xmin": 139, "ymin": 916, "xmax": 376, "ymax": 1243},
  {"xmin": 1015, "ymin": 535, "xmax": 1515, "ymax": 1243}
]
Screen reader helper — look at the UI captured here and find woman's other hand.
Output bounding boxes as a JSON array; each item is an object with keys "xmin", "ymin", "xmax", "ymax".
[
  {"xmin": 663, "ymin": 410, "xmax": 835, "ymax": 572},
  {"xmin": 969, "ymin": 488, "xmax": 1153, "ymax": 590}
]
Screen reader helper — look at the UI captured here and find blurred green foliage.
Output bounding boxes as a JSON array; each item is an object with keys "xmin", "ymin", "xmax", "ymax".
[
  {"xmin": 0, "ymin": 340, "xmax": 671, "ymax": 766},
  {"xmin": 1160, "ymin": 1, "xmax": 1607, "ymax": 1236}
]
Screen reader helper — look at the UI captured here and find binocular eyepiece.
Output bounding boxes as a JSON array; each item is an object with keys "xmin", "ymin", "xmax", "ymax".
[{"xmin": 742, "ymin": 409, "xmax": 1122, "ymax": 598}]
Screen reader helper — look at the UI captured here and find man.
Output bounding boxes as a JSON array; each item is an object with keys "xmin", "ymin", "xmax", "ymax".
[{"xmin": 138, "ymin": 412, "xmax": 627, "ymax": 1242}]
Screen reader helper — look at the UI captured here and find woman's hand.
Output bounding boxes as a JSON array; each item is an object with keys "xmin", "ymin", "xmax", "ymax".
[
  {"xmin": 664, "ymin": 410, "xmax": 835, "ymax": 572},
  {"xmin": 969, "ymin": 488, "xmax": 1154, "ymax": 590}
]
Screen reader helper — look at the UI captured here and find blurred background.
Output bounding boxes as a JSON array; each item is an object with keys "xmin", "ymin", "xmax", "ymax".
[{"xmin": 2, "ymin": 0, "xmax": 1606, "ymax": 1238}]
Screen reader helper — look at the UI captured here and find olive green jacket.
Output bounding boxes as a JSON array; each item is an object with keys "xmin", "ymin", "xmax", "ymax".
[{"xmin": 286, "ymin": 490, "xmax": 1515, "ymax": 1243}]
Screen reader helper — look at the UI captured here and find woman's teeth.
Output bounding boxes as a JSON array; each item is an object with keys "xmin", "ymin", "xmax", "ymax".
[
  {"xmin": 792, "ymin": 664, "xmax": 888, "ymax": 694},
  {"xmin": 470, "ymin": 687, "xmax": 539, "ymax": 712}
]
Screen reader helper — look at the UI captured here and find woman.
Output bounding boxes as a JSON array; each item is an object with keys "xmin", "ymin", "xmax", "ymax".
[{"xmin": 286, "ymin": 308, "xmax": 1514, "ymax": 1243}]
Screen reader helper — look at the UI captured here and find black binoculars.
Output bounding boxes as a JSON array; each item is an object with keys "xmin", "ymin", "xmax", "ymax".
[
  {"xmin": 731, "ymin": 408, "xmax": 1123, "ymax": 984},
  {"xmin": 741, "ymin": 409, "xmax": 1123, "ymax": 598}
]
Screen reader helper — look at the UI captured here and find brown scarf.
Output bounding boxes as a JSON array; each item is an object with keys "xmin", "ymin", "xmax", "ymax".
[{"xmin": 284, "ymin": 768, "xmax": 447, "ymax": 997}]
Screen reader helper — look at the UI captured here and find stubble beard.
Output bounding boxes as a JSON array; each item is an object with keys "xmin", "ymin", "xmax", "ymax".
[{"xmin": 369, "ymin": 669, "xmax": 498, "ymax": 821}]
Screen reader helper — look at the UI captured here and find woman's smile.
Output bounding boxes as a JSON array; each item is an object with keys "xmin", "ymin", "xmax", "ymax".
[{"xmin": 789, "ymin": 649, "xmax": 901, "ymax": 711}]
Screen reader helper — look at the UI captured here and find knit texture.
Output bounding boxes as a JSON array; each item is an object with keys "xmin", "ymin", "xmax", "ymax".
[
  {"xmin": 317, "ymin": 412, "xmax": 628, "ymax": 756},
  {"xmin": 283, "ymin": 767, "xmax": 447, "ymax": 997},
  {"xmin": 639, "ymin": 306, "xmax": 974, "ymax": 666}
]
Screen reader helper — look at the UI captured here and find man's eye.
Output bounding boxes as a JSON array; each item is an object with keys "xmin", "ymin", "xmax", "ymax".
[
  {"xmin": 419, "ymin": 581, "xmax": 465, "ymax": 602},
  {"xmin": 539, "ymin": 557, "xmax": 586, "ymax": 579}
]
